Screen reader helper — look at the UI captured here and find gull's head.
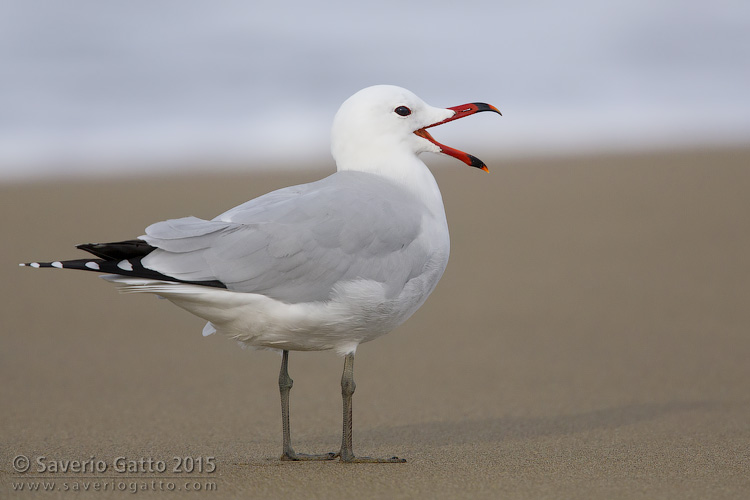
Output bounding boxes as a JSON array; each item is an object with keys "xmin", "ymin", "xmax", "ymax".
[{"xmin": 331, "ymin": 85, "xmax": 501, "ymax": 175}]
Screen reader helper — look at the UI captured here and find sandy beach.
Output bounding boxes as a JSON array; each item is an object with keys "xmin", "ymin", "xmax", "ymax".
[{"xmin": 2, "ymin": 147, "xmax": 749, "ymax": 498}]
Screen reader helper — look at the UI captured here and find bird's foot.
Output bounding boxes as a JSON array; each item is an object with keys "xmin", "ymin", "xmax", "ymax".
[
  {"xmin": 336, "ymin": 451, "xmax": 406, "ymax": 463},
  {"xmin": 280, "ymin": 450, "xmax": 337, "ymax": 461}
]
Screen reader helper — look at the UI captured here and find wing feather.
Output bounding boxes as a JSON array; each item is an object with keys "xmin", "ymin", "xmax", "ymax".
[{"xmin": 140, "ymin": 171, "xmax": 429, "ymax": 303}]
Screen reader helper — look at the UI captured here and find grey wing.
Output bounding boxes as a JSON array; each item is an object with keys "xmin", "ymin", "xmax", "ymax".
[{"xmin": 139, "ymin": 173, "xmax": 429, "ymax": 303}]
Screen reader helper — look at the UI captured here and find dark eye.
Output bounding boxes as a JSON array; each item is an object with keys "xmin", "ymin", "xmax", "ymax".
[{"xmin": 394, "ymin": 106, "xmax": 411, "ymax": 117}]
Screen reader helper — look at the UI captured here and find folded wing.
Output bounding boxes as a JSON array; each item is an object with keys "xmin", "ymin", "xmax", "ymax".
[{"xmin": 140, "ymin": 171, "xmax": 430, "ymax": 304}]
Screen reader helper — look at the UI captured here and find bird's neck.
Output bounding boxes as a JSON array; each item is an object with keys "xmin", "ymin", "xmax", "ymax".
[{"xmin": 336, "ymin": 153, "xmax": 446, "ymax": 218}]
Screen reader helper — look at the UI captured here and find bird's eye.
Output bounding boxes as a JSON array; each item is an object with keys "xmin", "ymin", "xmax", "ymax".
[{"xmin": 394, "ymin": 106, "xmax": 411, "ymax": 117}]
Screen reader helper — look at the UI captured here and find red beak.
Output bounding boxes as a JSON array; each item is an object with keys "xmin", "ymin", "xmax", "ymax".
[{"xmin": 414, "ymin": 103, "xmax": 501, "ymax": 172}]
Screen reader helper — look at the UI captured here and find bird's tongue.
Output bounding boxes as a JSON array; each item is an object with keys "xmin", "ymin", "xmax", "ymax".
[{"xmin": 414, "ymin": 128, "xmax": 489, "ymax": 172}]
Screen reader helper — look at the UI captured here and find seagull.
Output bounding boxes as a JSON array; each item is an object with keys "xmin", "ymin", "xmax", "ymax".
[{"xmin": 21, "ymin": 85, "xmax": 501, "ymax": 463}]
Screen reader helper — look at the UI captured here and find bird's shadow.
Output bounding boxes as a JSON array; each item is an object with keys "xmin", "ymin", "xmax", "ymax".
[
  {"xmin": 236, "ymin": 400, "xmax": 740, "ymax": 465},
  {"xmin": 357, "ymin": 400, "xmax": 724, "ymax": 447}
]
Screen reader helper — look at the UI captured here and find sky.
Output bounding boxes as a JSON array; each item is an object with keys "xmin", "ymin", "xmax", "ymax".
[{"xmin": 1, "ymin": 0, "xmax": 749, "ymax": 181}]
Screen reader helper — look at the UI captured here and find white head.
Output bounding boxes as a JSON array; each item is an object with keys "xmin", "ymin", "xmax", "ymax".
[{"xmin": 331, "ymin": 85, "xmax": 500, "ymax": 178}]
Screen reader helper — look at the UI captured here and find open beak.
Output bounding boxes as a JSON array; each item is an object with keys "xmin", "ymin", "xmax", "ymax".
[{"xmin": 414, "ymin": 103, "xmax": 501, "ymax": 172}]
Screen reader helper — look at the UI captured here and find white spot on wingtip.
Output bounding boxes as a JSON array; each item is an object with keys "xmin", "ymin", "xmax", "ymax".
[
  {"xmin": 202, "ymin": 322, "xmax": 217, "ymax": 337},
  {"xmin": 30, "ymin": 262, "xmax": 41, "ymax": 268},
  {"xmin": 117, "ymin": 260, "xmax": 134, "ymax": 271},
  {"xmin": 85, "ymin": 261, "xmax": 100, "ymax": 270},
  {"xmin": 19, "ymin": 263, "xmax": 26, "ymax": 267},
  {"xmin": 51, "ymin": 261, "xmax": 63, "ymax": 268}
]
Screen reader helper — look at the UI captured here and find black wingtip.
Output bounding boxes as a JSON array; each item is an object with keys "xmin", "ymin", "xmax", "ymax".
[
  {"xmin": 76, "ymin": 240, "xmax": 155, "ymax": 260},
  {"xmin": 21, "ymin": 256, "xmax": 228, "ymax": 289},
  {"xmin": 21, "ymin": 259, "xmax": 105, "ymax": 271},
  {"xmin": 20, "ymin": 261, "xmax": 63, "ymax": 269}
]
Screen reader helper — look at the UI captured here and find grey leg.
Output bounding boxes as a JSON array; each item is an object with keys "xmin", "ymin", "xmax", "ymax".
[
  {"xmin": 337, "ymin": 352, "xmax": 406, "ymax": 463},
  {"xmin": 278, "ymin": 350, "xmax": 336, "ymax": 461}
]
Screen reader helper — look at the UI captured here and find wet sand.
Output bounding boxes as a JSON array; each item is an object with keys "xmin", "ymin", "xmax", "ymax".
[{"xmin": 2, "ymin": 147, "xmax": 749, "ymax": 498}]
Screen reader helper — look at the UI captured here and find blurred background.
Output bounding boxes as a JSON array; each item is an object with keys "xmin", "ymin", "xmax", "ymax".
[{"xmin": 2, "ymin": 0, "xmax": 749, "ymax": 182}]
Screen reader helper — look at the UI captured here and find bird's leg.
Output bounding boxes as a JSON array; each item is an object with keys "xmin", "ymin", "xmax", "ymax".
[
  {"xmin": 337, "ymin": 352, "xmax": 406, "ymax": 463},
  {"xmin": 278, "ymin": 350, "xmax": 336, "ymax": 461},
  {"xmin": 278, "ymin": 350, "xmax": 295, "ymax": 459}
]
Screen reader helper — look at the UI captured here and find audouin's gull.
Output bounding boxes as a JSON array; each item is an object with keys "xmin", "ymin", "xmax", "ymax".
[{"xmin": 22, "ymin": 85, "xmax": 501, "ymax": 462}]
